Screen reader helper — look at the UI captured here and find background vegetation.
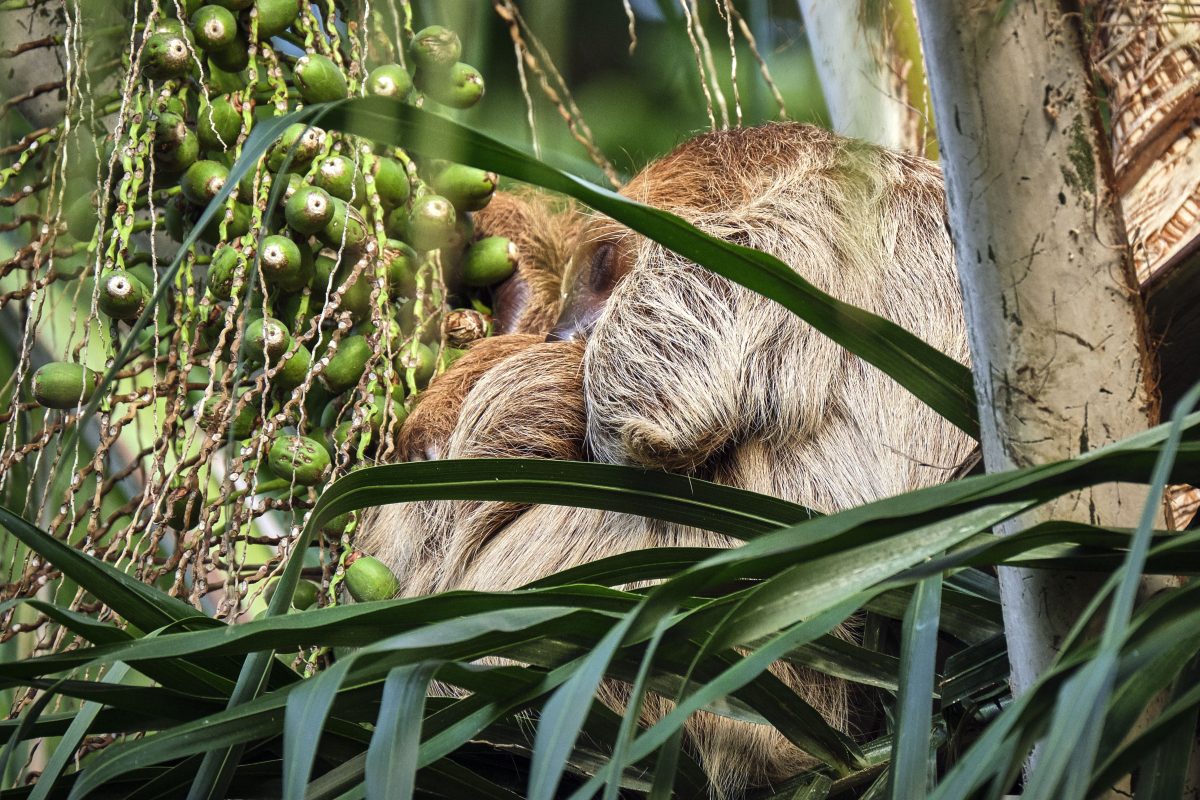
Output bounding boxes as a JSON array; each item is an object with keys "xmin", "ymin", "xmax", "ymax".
[{"xmin": 0, "ymin": 2, "xmax": 1197, "ymax": 799}]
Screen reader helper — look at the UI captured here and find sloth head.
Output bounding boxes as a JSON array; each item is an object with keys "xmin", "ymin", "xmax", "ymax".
[{"xmin": 402, "ymin": 122, "xmax": 967, "ymax": 490}]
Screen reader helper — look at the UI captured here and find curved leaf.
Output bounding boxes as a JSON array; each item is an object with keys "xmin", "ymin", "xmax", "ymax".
[{"xmin": 364, "ymin": 662, "xmax": 442, "ymax": 800}]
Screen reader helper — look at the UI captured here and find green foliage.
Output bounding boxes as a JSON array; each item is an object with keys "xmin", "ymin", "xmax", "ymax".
[
  {"xmin": 1, "ymin": 5, "xmax": 1197, "ymax": 800},
  {"xmin": 2, "ymin": 95, "xmax": 1198, "ymax": 787}
]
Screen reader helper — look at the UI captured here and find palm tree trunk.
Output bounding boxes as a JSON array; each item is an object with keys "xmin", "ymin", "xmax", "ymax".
[
  {"xmin": 913, "ymin": 0, "xmax": 1168, "ymax": 790},
  {"xmin": 795, "ymin": 0, "xmax": 934, "ymax": 156}
]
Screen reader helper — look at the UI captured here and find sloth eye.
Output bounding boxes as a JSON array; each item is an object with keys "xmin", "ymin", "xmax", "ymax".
[{"xmin": 588, "ymin": 242, "xmax": 618, "ymax": 293}]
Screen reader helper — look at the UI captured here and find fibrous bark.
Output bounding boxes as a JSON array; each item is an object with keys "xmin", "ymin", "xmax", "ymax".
[{"xmin": 1091, "ymin": 0, "xmax": 1200, "ymax": 528}]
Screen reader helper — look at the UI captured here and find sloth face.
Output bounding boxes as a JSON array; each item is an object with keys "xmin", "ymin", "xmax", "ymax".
[{"xmin": 547, "ymin": 234, "xmax": 632, "ymax": 341}]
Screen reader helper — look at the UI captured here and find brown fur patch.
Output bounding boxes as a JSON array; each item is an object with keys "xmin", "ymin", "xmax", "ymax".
[{"xmin": 394, "ymin": 334, "xmax": 543, "ymax": 462}]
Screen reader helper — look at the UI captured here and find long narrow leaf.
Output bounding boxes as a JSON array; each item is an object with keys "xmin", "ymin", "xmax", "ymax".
[
  {"xmin": 0, "ymin": 508, "xmax": 206, "ymax": 633},
  {"xmin": 364, "ymin": 662, "xmax": 442, "ymax": 800},
  {"xmin": 29, "ymin": 662, "xmax": 132, "ymax": 800},
  {"xmin": 528, "ymin": 615, "xmax": 634, "ymax": 800},
  {"xmin": 1024, "ymin": 383, "xmax": 1200, "ymax": 799},
  {"xmin": 886, "ymin": 574, "xmax": 943, "ymax": 799}
]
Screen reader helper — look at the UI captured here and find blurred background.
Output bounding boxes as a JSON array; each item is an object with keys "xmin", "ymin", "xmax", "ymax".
[{"xmin": 411, "ymin": 0, "xmax": 828, "ymax": 182}]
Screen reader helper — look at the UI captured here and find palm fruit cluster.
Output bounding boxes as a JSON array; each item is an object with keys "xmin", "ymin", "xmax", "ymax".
[{"xmin": 0, "ymin": 3, "xmax": 517, "ymax": 627}]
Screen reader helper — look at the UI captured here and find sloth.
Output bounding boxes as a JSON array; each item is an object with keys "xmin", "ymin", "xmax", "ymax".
[{"xmin": 358, "ymin": 122, "xmax": 974, "ymax": 795}]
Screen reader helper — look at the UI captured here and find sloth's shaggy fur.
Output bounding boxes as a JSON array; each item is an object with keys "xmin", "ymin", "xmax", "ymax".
[{"xmin": 360, "ymin": 122, "xmax": 974, "ymax": 796}]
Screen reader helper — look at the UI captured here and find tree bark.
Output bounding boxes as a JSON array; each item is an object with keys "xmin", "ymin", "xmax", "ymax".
[
  {"xmin": 796, "ymin": 0, "xmax": 933, "ymax": 156},
  {"xmin": 913, "ymin": 0, "xmax": 1166, "ymax": 784}
]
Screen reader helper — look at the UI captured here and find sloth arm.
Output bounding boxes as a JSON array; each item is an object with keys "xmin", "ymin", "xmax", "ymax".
[{"xmin": 395, "ymin": 333, "xmax": 543, "ymax": 462}]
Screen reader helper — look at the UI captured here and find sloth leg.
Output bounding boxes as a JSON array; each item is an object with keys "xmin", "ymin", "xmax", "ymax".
[
  {"xmin": 394, "ymin": 333, "xmax": 543, "ymax": 462},
  {"xmin": 361, "ymin": 339, "xmax": 586, "ymax": 596}
]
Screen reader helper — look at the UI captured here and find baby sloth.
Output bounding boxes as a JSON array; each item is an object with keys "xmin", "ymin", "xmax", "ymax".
[{"xmin": 359, "ymin": 123, "xmax": 974, "ymax": 795}]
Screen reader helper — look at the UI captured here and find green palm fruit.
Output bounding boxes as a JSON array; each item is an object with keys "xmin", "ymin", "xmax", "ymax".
[
  {"xmin": 31, "ymin": 362, "xmax": 101, "ymax": 409},
  {"xmin": 254, "ymin": 0, "xmax": 301, "ymax": 39},
  {"xmin": 397, "ymin": 342, "xmax": 436, "ymax": 388},
  {"xmin": 268, "ymin": 123, "xmax": 325, "ymax": 172},
  {"xmin": 207, "ymin": 244, "xmax": 245, "ymax": 300},
  {"xmin": 191, "ymin": 5, "xmax": 238, "ymax": 50},
  {"xmin": 441, "ymin": 213, "xmax": 475, "ymax": 259},
  {"xmin": 318, "ymin": 197, "xmax": 368, "ymax": 252},
  {"xmin": 259, "ymin": 234, "xmax": 313, "ymax": 291},
  {"xmin": 320, "ymin": 512, "xmax": 353, "ymax": 537},
  {"xmin": 366, "ymin": 64, "xmax": 412, "ymax": 99},
  {"xmin": 267, "ymin": 434, "xmax": 330, "ymax": 485},
  {"xmin": 64, "ymin": 192, "xmax": 97, "ymax": 241},
  {"xmin": 328, "ymin": 419, "xmax": 355, "ymax": 454},
  {"xmin": 462, "ymin": 236, "xmax": 518, "ymax": 287},
  {"xmin": 199, "ymin": 201, "xmax": 252, "ymax": 244},
  {"xmin": 211, "ymin": 0, "xmax": 253, "ymax": 9},
  {"xmin": 166, "ymin": 485, "xmax": 205, "ymax": 530},
  {"xmin": 274, "ymin": 342, "xmax": 312, "ymax": 390},
  {"xmin": 370, "ymin": 318, "xmax": 407, "ymax": 351},
  {"xmin": 293, "ymin": 53, "xmax": 348, "ymax": 103},
  {"xmin": 365, "ymin": 393, "xmax": 408, "ymax": 433},
  {"xmin": 150, "ymin": 17, "xmax": 192, "ymax": 37},
  {"xmin": 336, "ymin": 269, "xmax": 374, "ymax": 320},
  {"xmin": 285, "ymin": 185, "xmax": 333, "ymax": 235},
  {"xmin": 153, "ymin": 110, "xmax": 187, "ymax": 146},
  {"xmin": 98, "ymin": 269, "xmax": 150, "ymax": 320},
  {"xmin": 258, "ymin": 171, "xmax": 302, "ymax": 224},
  {"xmin": 164, "ymin": 196, "xmax": 188, "ymax": 241},
  {"xmin": 264, "ymin": 577, "xmax": 320, "ymax": 610},
  {"xmin": 207, "ymin": 35, "xmax": 250, "ymax": 72},
  {"xmin": 143, "ymin": 32, "xmax": 193, "ymax": 80},
  {"xmin": 127, "ymin": 262, "xmax": 156, "ymax": 293},
  {"xmin": 197, "ymin": 95, "xmax": 241, "ymax": 152},
  {"xmin": 399, "ymin": 194, "xmax": 456, "ymax": 251},
  {"xmin": 314, "ymin": 154, "xmax": 365, "ymax": 202},
  {"xmin": 301, "ymin": 381, "xmax": 334, "ymax": 425},
  {"xmin": 245, "ymin": 316, "xmax": 292, "ymax": 364},
  {"xmin": 318, "ymin": 398, "xmax": 342, "ymax": 430},
  {"xmin": 181, "ymin": 159, "xmax": 230, "ymax": 205},
  {"xmin": 417, "ymin": 62, "xmax": 484, "ymax": 109},
  {"xmin": 383, "ymin": 240, "xmax": 418, "ymax": 298},
  {"xmin": 431, "ymin": 164, "xmax": 497, "ymax": 212},
  {"xmin": 206, "ymin": 59, "xmax": 247, "ymax": 91},
  {"xmin": 312, "ymin": 252, "xmax": 339, "ymax": 290},
  {"xmin": 169, "ymin": 0, "xmax": 206, "ymax": 17},
  {"xmin": 276, "ymin": 291, "xmax": 309, "ymax": 332},
  {"xmin": 321, "ymin": 334, "xmax": 370, "ymax": 394},
  {"xmin": 277, "ymin": 170, "xmax": 304, "ymax": 203},
  {"xmin": 371, "ymin": 157, "xmax": 410, "ymax": 208},
  {"xmin": 409, "ymin": 26, "xmax": 461, "ymax": 71},
  {"xmin": 153, "ymin": 113, "xmax": 199, "ymax": 173},
  {"xmin": 344, "ymin": 553, "xmax": 400, "ymax": 602},
  {"xmin": 196, "ymin": 393, "xmax": 259, "ymax": 439},
  {"xmin": 293, "ymin": 579, "xmax": 320, "ymax": 609}
]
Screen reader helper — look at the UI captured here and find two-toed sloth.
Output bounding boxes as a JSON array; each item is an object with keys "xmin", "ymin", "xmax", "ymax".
[{"xmin": 359, "ymin": 123, "xmax": 974, "ymax": 795}]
